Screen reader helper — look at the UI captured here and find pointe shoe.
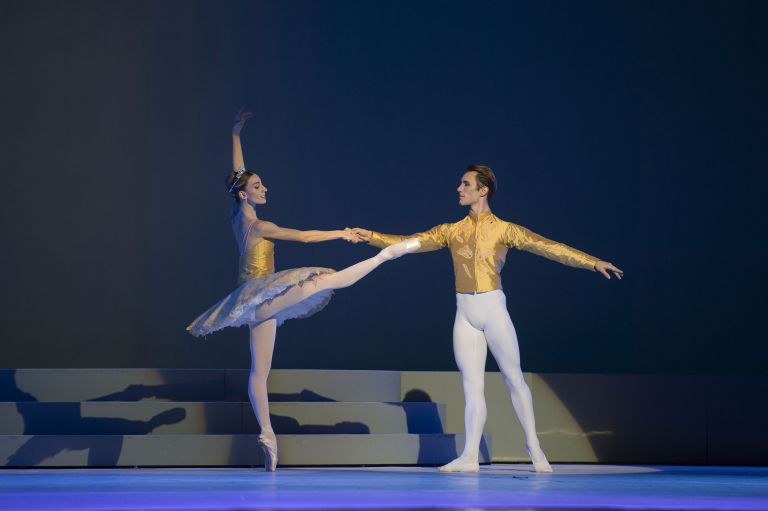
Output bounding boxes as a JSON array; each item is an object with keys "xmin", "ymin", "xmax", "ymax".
[
  {"xmin": 377, "ymin": 238, "xmax": 421, "ymax": 261},
  {"xmin": 438, "ymin": 456, "xmax": 480, "ymax": 473},
  {"xmin": 526, "ymin": 446, "xmax": 553, "ymax": 473},
  {"xmin": 258, "ymin": 432, "xmax": 278, "ymax": 471}
]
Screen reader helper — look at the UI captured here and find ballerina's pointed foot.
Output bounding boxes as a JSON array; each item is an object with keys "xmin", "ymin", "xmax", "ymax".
[
  {"xmin": 438, "ymin": 456, "xmax": 480, "ymax": 473},
  {"xmin": 258, "ymin": 432, "xmax": 278, "ymax": 472},
  {"xmin": 377, "ymin": 238, "xmax": 421, "ymax": 262},
  {"xmin": 527, "ymin": 446, "xmax": 553, "ymax": 473}
]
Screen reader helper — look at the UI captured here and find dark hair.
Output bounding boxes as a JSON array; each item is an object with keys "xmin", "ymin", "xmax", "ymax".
[
  {"xmin": 225, "ymin": 170, "xmax": 255, "ymax": 201},
  {"xmin": 466, "ymin": 164, "xmax": 497, "ymax": 201}
]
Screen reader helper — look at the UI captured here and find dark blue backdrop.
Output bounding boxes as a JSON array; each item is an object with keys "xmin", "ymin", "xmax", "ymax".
[{"xmin": 1, "ymin": 0, "xmax": 765, "ymax": 373}]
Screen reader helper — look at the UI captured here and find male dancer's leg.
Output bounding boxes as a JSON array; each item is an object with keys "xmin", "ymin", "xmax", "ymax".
[
  {"xmin": 483, "ymin": 291, "xmax": 552, "ymax": 473},
  {"xmin": 439, "ymin": 307, "xmax": 487, "ymax": 472},
  {"xmin": 252, "ymin": 239, "xmax": 419, "ymax": 322}
]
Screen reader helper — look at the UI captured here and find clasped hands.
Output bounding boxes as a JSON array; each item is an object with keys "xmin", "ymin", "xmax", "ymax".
[{"xmin": 342, "ymin": 228, "xmax": 372, "ymax": 244}]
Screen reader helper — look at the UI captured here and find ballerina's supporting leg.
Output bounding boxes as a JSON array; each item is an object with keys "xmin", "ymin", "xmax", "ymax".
[
  {"xmin": 252, "ymin": 238, "xmax": 420, "ymax": 322},
  {"xmin": 248, "ymin": 319, "xmax": 278, "ymax": 471}
]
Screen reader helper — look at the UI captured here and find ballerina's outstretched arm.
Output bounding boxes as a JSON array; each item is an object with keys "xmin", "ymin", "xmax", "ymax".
[
  {"xmin": 250, "ymin": 220, "xmax": 361, "ymax": 244},
  {"xmin": 230, "ymin": 110, "xmax": 364, "ymax": 245}
]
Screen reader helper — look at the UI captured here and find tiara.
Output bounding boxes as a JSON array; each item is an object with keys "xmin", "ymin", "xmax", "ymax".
[{"xmin": 228, "ymin": 168, "xmax": 247, "ymax": 193}]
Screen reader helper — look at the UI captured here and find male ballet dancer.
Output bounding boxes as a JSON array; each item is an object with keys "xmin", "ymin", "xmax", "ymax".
[{"xmin": 353, "ymin": 164, "xmax": 622, "ymax": 473}]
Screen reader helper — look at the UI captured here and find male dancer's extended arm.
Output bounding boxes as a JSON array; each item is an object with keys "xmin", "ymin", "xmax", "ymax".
[
  {"xmin": 503, "ymin": 222, "xmax": 623, "ymax": 279},
  {"xmin": 353, "ymin": 225, "xmax": 449, "ymax": 253}
]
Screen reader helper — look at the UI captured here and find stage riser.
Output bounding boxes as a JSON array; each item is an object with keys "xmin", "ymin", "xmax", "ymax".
[
  {"xmin": 0, "ymin": 402, "xmax": 447, "ymax": 435},
  {"xmin": 0, "ymin": 369, "xmax": 401, "ymax": 403},
  {"xmin": 3, "ymin": 369, "xmax": 767, "ymax": 465},
  {"xmin": 0, "ymin": 434, "xmax": 491, "ymax": 467},
  {"xmin": 1, "ymin": 369, "xmax": 468, "ymax": 467}
]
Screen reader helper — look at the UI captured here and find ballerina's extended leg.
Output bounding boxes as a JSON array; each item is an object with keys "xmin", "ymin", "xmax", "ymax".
[{"xmin": 251, "ymin": 238, "xmax": 421, "ymax": 322}]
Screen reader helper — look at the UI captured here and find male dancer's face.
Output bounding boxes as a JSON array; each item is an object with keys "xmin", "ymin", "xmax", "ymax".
[{"xmin": 457, "ymin": 171, "xmax": 486, "ymax": 207}]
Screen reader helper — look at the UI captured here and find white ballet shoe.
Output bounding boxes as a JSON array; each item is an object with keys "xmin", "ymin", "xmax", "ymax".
[
  {"xmin": 438, "ymin": 455, "xmax": 480, "ymax": 473},
  {"xmin": 258, "ymin": 432, "xmax": 278, "ymax": 471},
  {"xmin": 527, "ymin": 445, "xmax": 553, "ymax": 473},
  {"xmin": 376, "ymin": 238, "xmax": 421, "ymax": 262}
]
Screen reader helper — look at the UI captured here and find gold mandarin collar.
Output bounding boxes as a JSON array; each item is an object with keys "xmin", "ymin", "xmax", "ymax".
[{"xmin": 467, "ymin": 209, "xmax": 494, "ymax": 223}]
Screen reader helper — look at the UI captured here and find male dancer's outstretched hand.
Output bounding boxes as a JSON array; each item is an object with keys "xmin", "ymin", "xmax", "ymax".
[{"xmin": 595, "ymin": 261, "xmax": 623, "ymax": 280}]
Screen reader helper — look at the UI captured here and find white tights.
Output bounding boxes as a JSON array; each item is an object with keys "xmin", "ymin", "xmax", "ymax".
[
  {"xmin": 449, "ymin": 289, "xmax": 550, "ymax": 471},
  {"xmin": 247, "ymin": 239, "xmax": 418, "ymax": 437}
]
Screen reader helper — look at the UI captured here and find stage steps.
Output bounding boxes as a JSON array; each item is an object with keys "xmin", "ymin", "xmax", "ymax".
[
  {"xmin": 0, "ymin": 402, "xmax": 447, "ymax": 435},
  {"xmin": 1, "ymin": 369, "xmax": 403, "ymax": 402},
  {"xmin": 0, "ymin": 369, "xmax": 490, "ymax": 467}
]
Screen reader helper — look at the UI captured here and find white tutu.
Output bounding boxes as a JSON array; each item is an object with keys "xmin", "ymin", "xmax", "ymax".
[{"xmin": 187, "ymin": 267, "xmax": 335, "ymax": 337}]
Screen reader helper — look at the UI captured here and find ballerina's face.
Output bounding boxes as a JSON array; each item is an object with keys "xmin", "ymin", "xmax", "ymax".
[{"xmin": 241, "ymin": 174, "xmax": 267, "ymax": 205}]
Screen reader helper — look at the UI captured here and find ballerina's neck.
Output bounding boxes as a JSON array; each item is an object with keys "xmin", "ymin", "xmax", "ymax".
[{"xmin": 237, "ymin": 201, "xmax": 259, "ymax": 220}]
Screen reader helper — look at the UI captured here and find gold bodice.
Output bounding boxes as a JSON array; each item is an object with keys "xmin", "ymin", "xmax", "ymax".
[
  {"xmin": 368, "ymin": 210, "xmax": 598, "ymax": 293},
  {"xmin": 238, "ymin": 238, "xmax": 275, "ymax": 283}
]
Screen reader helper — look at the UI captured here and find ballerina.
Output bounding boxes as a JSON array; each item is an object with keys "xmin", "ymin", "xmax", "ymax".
[{"xmin": 187, "ymin": 110, "xmax": 419, "ymax": 471}]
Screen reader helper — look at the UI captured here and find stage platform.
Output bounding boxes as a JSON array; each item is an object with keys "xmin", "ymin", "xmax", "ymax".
[{"xmin": 0, "ymin": 464, "xmax": 766, "ymax": 511}]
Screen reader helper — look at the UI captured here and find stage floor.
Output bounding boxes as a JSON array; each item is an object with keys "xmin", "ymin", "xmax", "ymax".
[{"xmin": 1, "ymin": 464, "xmax": 766, "ymax": 511}]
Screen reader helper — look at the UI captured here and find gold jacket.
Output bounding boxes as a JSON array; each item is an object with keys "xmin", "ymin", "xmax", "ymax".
[{"xmin": 368, "ymin": 210, "xmax": 599, "ymax": 293}]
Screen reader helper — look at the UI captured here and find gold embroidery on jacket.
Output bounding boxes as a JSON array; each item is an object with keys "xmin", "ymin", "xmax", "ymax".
[{"xmin": 457, "ymin": 245, "xmax": 473, "ymax": 259}]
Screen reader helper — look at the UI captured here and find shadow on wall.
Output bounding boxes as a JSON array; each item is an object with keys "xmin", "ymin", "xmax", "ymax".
[
  {"xmin": 267, "ymin": 390, "xmax": 335, "ymax": 402},
  {"xmin": 91, "ymin": 380, "xmax": 220, "ymax": 401},
  {"xmin": 262, "ymin": 390, "xmax": 369, "ymax": 434},
  {"xmin": 401, "ymin": 389, "xmax": 445, "ymax": 434},
  {"xmin": 230, "ymin": 388, "xmax": 371, "ymax": 466},
  {"xmin": 399, "ymin": 388, "xmax": 489, "ymax": 465},
  {"xmin": 270, "ymin": 414, "xmax": 370, "ymax": 434},
  {"xmin": 2, "ymin": 370, "xmax": 186, "ymax": 467},
  {"xmin": 2, "ymin": 370, "xmax": 490, "ymax": 467}
]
